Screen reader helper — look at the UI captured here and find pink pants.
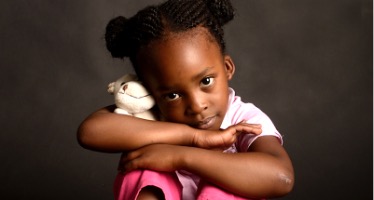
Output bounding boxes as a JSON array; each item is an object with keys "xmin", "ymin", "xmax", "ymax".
[{"xmin": 113, "ymin": 170, "xmax": 256, "ymax": 200}]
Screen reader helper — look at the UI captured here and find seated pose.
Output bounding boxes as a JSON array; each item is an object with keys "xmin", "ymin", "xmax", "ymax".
[{"xmin": 78, "ymin": 0, "xmax": 294, "ymax": 199}]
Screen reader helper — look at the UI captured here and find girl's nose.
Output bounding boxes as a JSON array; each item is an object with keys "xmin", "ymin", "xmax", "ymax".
[{"xmin": 186, "ymin": 94, "xmax": 208, "ymax": 115}]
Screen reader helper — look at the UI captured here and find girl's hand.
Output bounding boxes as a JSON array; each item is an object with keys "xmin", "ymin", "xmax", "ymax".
[
  {"xmin": 193, "ymin": 121, "xmax": 262, "ymax": 149},
  {"xmin": 118, "ymin": 144, "xmax": 186, "ymax": 173}
]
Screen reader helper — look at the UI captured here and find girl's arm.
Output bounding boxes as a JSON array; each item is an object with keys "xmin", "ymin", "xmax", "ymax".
[
  {"xmin": 77, "ymin": 105, "xmax": 260, "ymax": 152},
  {"xmin": 123, "ymin": 136, "xmax": 294, "ymax": 198},
  {"xmin": 185, "ymin": 136, "xmax": 294, "ymax": 198},
  {"xmin": 77, "ymin": 105, "xmax": 194, "ymax": 152}
]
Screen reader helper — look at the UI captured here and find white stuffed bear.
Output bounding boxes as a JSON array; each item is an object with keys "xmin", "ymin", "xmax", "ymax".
[{"xmin": 107, "ymin": 74, "xmax": 156, "ymax": 121}]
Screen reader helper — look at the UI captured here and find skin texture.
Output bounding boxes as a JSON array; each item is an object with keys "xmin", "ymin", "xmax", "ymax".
[{"xmin": 77, "ymin": 28, "xmax": 294, "ymax": 199}]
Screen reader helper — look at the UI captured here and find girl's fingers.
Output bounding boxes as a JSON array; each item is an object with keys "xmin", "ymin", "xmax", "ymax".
[
  {"xmin": 239, "ymin": 120, "xmax": 262, "ymax": 127},
  {"xmin": 236, "ymin": 122, "xmax": 262, "ymax": 135},
  {"xmin": 249, "ymin": 127, "xmax": 262, "ymax": 135},
  {"xmin": 118, "ymin": 151, "xmax": 140, "ymax": 172}
]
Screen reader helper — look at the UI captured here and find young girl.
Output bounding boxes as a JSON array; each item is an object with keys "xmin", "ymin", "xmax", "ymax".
[{"xmin": 78, "ymin": 0, "xmax": 294, "ymax": 199}]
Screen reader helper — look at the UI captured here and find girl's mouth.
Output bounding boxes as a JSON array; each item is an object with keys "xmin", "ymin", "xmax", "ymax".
[{"xmin": 195, "ymin": 116, "xmax": 216, "ymax": 130}]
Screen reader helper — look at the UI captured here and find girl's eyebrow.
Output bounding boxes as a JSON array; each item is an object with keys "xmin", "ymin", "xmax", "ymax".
[{"xmin": 191, "ymin": 66, "xmax": 214, "ymax": 82}]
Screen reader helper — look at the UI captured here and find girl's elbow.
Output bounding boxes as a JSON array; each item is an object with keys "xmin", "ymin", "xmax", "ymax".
[
  {"xmin": 275, "ymin": 170, "xmax": 294, "ymax": 196},
  {"xmin": 77, "ymin": 120, "xmax": 97, "ymax": 150}
]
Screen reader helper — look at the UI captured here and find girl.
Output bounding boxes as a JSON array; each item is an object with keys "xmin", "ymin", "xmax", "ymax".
[{"xmin": 78, "ymin": 0, "xmax": 294, "ymax": 199}]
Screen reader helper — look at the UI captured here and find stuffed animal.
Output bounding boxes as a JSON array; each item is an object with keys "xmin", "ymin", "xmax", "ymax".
[{"xmin": 107, "ymin": 74, "xmax": 156, "ymax": 121}]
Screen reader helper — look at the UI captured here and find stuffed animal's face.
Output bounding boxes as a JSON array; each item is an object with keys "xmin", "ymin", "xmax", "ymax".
[
  {"xmin": 108, "ymin": 75, "xmax": 155, "ymax": 114},
  {"xmin": 115, "ymin": 81, "xmax": 155, "ymax": 113}
]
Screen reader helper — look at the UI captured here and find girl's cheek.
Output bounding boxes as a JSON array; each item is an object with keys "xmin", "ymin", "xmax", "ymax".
[{"xmin": 163, "ymin": 109, "xmax": 183, "ymax": 122}]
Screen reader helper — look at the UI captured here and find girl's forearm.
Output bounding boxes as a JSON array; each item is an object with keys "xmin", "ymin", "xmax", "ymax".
[
  {"xmin": 181, "ymin": 144, "xmax": 294, "ymax": 198},
  {"xmin": 77, "ymin": 106, "xmax": 194, "ymax": 152}
]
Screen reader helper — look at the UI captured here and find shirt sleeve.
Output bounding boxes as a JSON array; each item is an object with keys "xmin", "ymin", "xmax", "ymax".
[{"xmin": 236, "ymin": 103, "xmax": 283, "ymax": 152}]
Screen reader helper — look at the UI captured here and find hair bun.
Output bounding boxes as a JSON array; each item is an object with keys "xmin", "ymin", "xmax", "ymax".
[
  {"xmin": 105, "ymin": 16, "xmax": 131, "ymax": 58},
  {"xmin": 205, "ymin": 0, "xmax": 235, "ymax": 26}
]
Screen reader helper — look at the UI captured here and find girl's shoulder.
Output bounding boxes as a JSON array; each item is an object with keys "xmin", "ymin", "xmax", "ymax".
[{"xmin": 225, "ymin": 88, "xmax": 266, "ymax": 125}]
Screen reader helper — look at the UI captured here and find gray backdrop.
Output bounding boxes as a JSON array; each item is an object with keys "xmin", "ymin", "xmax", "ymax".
[{"xmin": 0, "ymin": 0, "xmax": 372, "ymax": 199}]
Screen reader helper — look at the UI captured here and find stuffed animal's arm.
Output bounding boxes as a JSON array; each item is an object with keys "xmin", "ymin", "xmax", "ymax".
[
  {"xmin": 107, "ymin": 82, "xmax": 115, "ymax": 94},
  {"xmin": 114, "ymin": 108, "xmax": 131, "ymax": 115}
]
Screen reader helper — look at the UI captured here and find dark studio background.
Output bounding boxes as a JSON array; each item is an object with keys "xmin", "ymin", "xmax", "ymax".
[{"xmin": 0, "ymin": 0, "xmax": 372, "ymax": 199}]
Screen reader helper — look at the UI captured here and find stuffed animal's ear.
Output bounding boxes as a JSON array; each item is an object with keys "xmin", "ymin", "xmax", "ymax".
[
  {"xmin": 107, "ymin": 82, "xmax": 115, "ymax": 94},
  {"xmin": 108, "ymin": 74, "xmax": 138, "ymax": 95}
]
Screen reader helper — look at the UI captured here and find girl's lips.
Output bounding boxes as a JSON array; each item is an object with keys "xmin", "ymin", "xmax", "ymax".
[{"xmin": 196, "ymin": 116, "xmax": 216, "ymax": 129}]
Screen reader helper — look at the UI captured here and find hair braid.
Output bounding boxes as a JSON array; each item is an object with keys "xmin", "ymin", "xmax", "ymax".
[{"xmin": 105, "ymin": 0, "xmax": 235, "ymax": 60}]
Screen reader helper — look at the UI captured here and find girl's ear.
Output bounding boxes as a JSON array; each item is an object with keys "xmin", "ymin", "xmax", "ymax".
[{"xmin": 224, "ymin": 55, "xmax": 235, "ymax": 80}]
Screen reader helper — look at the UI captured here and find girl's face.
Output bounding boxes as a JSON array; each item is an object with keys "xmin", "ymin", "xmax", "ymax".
[{"xmin": 136, "ymin": 29, "xmax": 235, "ymax": 131}]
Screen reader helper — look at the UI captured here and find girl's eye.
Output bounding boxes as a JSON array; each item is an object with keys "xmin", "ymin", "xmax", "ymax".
[
  {"xmin": 164, "ymin": 93, "xmax": 181, "ymax": 101},
  {"xmin": 200, "ymin": 77, "xmax": 214, "ymax": 87}
]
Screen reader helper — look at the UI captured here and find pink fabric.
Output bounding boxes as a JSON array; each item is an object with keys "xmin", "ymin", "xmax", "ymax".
[
  {"xmin": 197, "ymin": 182, "xmax": 250, "ymax": 200},
  {"xmin": 114, "ymin": 170, "xmax": 256, "ymax": 200},
  {"xmin": 114, "ymin": 170, "xmax": 182, "ymax": 200},
  {"xmin": 176, "ymin": 170, "xmax": 200, "ymax": 199}
]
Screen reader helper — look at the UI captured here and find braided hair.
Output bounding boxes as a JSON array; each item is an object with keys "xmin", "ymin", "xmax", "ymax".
[{"xmin": 105, "ymin": 0, "xmax": 234, "ymax": 64}]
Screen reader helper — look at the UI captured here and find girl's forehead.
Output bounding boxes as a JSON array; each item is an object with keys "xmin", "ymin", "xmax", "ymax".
[{"xmin": 136, "ymin": 30, "xmax": 224, "ymax": 89}]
